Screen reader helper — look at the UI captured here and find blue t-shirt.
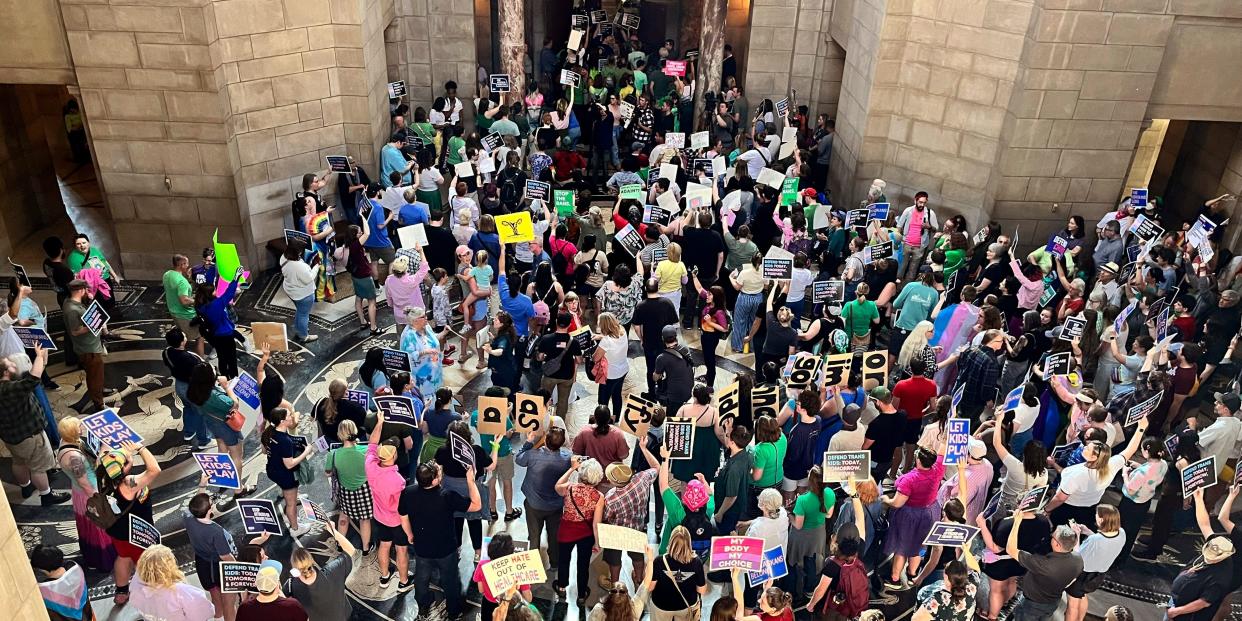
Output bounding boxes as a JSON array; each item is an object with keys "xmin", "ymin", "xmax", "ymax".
[
  {"xmin": 399, "ymin": 202, "xmax": 430, "ymax": 227},
  {"xmin": 381, "ymin": 144, "xmax": 410, "ymax": 186},
  {"xmin": 425, "ymin": 408, "xmax": 457, "ymax": 439},
  {"xmin": 498, "ymin": 273, "xmax": 535, "ymax": 337},
  {"xmin": 364, "ymin": 200, "xmax": 393, "ymax": 249}
]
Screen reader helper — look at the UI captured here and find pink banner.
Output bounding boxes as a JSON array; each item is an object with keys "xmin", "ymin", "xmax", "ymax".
[{"xmin": 709, "ymin": 536, "xmax": 765, "ymax": 571}]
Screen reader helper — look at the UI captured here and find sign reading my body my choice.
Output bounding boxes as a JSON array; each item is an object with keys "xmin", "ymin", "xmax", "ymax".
[{"xmin": 709, "ymin": 536, "xmax": 765, "ymax": 571}]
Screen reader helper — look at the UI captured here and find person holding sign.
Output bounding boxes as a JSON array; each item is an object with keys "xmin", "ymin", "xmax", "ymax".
[
  {"xmin": 0, "ymin": 344, "xmax": 68, "ymax": 506},
  {"xmin": 472, "ymin": 533, "xmax": 535, "ymax": 621},
  {"xmin": 187, "ymin": 363, "xmax": 252, "ymax": 499},
  {"xmin": 332, "ymin": 216, "xmax": 381, "ymax": 335},
  {"xmin": 62, "ymin": 280, "xmax": 108, "ymax": 412},
  {"xmin": 590, "ymin": 545, "xmax": 655, "ymax": 621},
  {"xmin": 435, "ymin": 421, "xmax": 495, "ymax": 561},
  {"xmin": 729, "ymin": 567, "xmax": 794, "ymax": 621},
  {"xmin": 1004, "ymin": 513, "xmax": 1083, "ymax": 621},
  {"xmin": 193, "ymin": 268, "xmax": 244, "ymax": 379},
  {"xmin": 989, "ymin": 412, "xmax": 1050, "ymax": 511},
  {"xmin": 1132, "ymin": 429, "xmax": 1202, "ymax": 561},
  {"xmin": 1043, "ymin": 415, "xmax": 1147, "ymax": 528},
  {"xmin": 288, "ymin": 521, "xmax": 358, "ymax": 621},
  {"xmin": 553, "ymin": 456, "xmax": 605, "ymax": 606},
  {"xmin": 95, "ymin": 440, "xmax": 162, "ymax": 605},
  {"xmin": 128, "ymin": 544, "xmax": 217, "ymax": 620},
  {"xmin": 260, "ymin": 407, "xmax": 316, "ymax": 536},
  {"xmin": 54, "ymin": 417, "xmax": 115, "ymax": 572},
  {"xmin": 397, "ymin": 307, "xmax": 443, "ymax": 399},
  {"xmin": 182, "ymin": 490, "xmax": 239, "ymax": 621}
]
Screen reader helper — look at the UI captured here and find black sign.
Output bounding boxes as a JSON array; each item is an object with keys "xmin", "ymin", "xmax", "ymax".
[
  {"xmin": 375, "ymin": 395, "xmax": 419, "ymax": 427},
  {"xmin": 1043, "ymin": 352, "xmax": 1071, "ymax": 377},
  {"xmin": 482, "ymin": 132, "xmax": 502, "ymax": 152},
  {"xmin": 664, "ymin": 418, "xmax": 696, "ymax": 460},
  {"xmin": 821, "ymin": 450, "xmax": 870, "ymax": 482},
  {"xmin": 9, "ymin": 259, "xmax": 31, "ymax": 287},
  {"xmin": 812, "ymin": 280, "xmax": 845, "ymax": 305},
  {"xmin": 1182, "ymin": 455, "xmax": 1218, "ymax": 498},
  {"xmin": 284, "ymin": 228, "xmax": 312, "ymax": 249},
  {"xmin": 685, "ymin": 49, "xmax": 700, "ymax": 61},
  {"xmin": 219, "ymin": 561, "xmax": 261, "ymax": 594},
  {"xmin": 1017, "ymin": 486, "xmax": 1048, "ymax": 512},
  {"xmin": 617, "ymin": 12, "xmax": 640, "ymax": 29},
  {"xmin": 598, "ymin": 22, "xmax": 614, "ymax": 36},
  {"xmin": 644, "ymin": 205, "xmax": 673, "ymax": 227},
  {"xmin": 864, "ymin": 241, "xmax": 894, "ymax": 264},
  {"xmin": 1132, "ymin": 215, "xmax": 1163, "ymax": 242},
  {"xmin": 489, "ymin": 74, "xmax": 511, "ymax": 93},
  {"xmin": 570, "ymin": 327, "xmax": 597, "ymax": 357},
  {"xmin": 1059, "ymin": 316, "xmax": 1087, "ymax": 341},
  {"xmin": 762, "ymin": 258, "xmax": 793, "ymax": 280},
  {"xmin": 752, "ymin": 383, "xmax": 781, "ymax": 420},
  {"xmin": 559, "ymin": 69, "xmax": 581, "ymax": 88},
  {"xmin": 450, "ymin": 433, "xmax": 475, "ymax": 470},
  {"xmin": 404, "ymin": 134, "xmax": 424, "ymax": 150},
  {"xmin": 571, "ymin": 14, "xmax": 587, "ymax": 29},
  {"xmin": 387, "ymin": 80, "xmax": 407, "ymax": 98},
  {"xmin": 381, "ymin": 348, "xmax": 411, "ymax": 373},
  {"xmin": 1050, "ymin": 441, "xmax": 1080, "ymax": 463},
  {"xmin": 590, "ymin": 9, "xmax": 607, "ymax": 23},
  {"xmin": 922, "ymin": 521, "xmax": 981, "ymax": 547},
  {"xmin": 845, "ymin": 208, "xmax": 868, "ymax": 228},
  {"xmin": 525, "ymin": 180, "xmax": 550, "ymax": 201},
  {"xmin": 616, "ymin": 224, "xmax": 644, "ymax": 256},
  {"xmin": 129, "ymin": 514, "xmax": 161, "ymax": 549},
  {"xmin": 301, "ymin": 497, "xmax": 331, "ymax": 523},
  {"xmin": 237, "ymin": 498, "xmax": 282, "ymax": 535},
  {"xmin": 325, "ymin": 155, "xmax": 351, "ymax": 173}
]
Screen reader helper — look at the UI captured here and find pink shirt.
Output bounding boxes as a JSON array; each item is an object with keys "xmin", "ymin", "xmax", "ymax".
[
  {"xmin": 896, "ymin": 455, "xmax": 946, "ymax": 508},
  {"xmin": 472, "ymin": 559, "xmax": 533, "ymax": 602},
  {"xmin": 1009, "ymin": 260, "xmax": 1043, "ymax": 309},
  {"xmin": 366, "ymin": 443, "xmax": 406, "ymax": 527},
  {"xmin": 129, "ymin": 576, "xmax": 216, "ymax": 621},
  {"xmin": 904, "ymin": 207, "xmax": 924, "ymax": 246}
]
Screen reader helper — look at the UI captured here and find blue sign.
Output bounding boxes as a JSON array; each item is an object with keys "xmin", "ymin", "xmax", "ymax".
[
  {"xmin": 1130, "ymin": 187, "xmax": 1148, "ymax": 208},
  {"xmin": 12, "ymin": 326, "xmax": 56, "ymax": 350},
  {"xmin": 1003, "ymin": 385, "xmax": 1024, "ymax": 412},
  {"xmin": 236, "ymin": 499, "xmax": 282, "ymax": 536},
  {"xmin": 1045, "ymin": 235, "xmax": 1068, "ymax": 259},
  {"xmin": 193, "ymin": 452, "xmax": 240, "ymax": 489},
  {"xmin": 747, "ymin": 546, "xmax": 789, "ymax": 587},
  {"xmin": 951, "ymin": 385, "xmax": 965, "ymax": 413},
  {"xmin": 345, "ymin": 389, "xmax": 370, "ymax": 409},
  {"xmin": 81, "ymin": 408, "xmax": 142, "ymax": 451},
  {"xmin": 233, "ymin": 371, "xmax": 261, "ymax": 412},
  {"xmin": 1051, "ymin": 441, "xmax": 1080, "ymax": 463},
  {"xmin": 867, "ymin": 202, "xmax": 890, "ymax": 222},
  {"xmin": 944, "ymin": 419, "xmax": 970, "ymax": 466},
  {"xmin": 1114, "ymin": 299, "xmax": 1138, "ymax": 334},
  {"xmin": 81, "ymin": 299, "xmax": 109, "ymax": 336}
]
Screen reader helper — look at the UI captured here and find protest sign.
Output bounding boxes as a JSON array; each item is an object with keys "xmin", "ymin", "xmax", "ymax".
[
  {"xmin": 571, "ymin": 13, "xmax": 587, "ymax": 28},
  {"xmin": 477, "ymin": 396, "xmax": 509, "ymax": 437},
  {"xmin": 752, "ymin": 383, "xmax": 781, "ymax": 420},
  {"xmin": 780, "ymin": 177, "xmax": 799, "ymax": 206},
  {"xmin": 1188, "ymin": 215, "xmax": 1218, "ymax": 248},
  {"xmin": 13, "ymin": 327, "xmax": 55, "ymax": 350},
  {"xmin": 8, "ymin": 258, "xmax": 31, "ymax": 287},
  {"xmin": 620, "ymin": 394, "xmax": 658, "ymax": 438},
  {"xmin": 664, "ymin": 418, "xmax": 696, "ymax": 460},
  {"xmin": 1125, "ymin": 390, "xmax": 1164, "ymax": 427},
  {"xmin": 219, "ymin": 562, "xmax": 261, "ymax": 594},
  {"xmin": 478, "ymin": 154, "xmax": 496, "ymax": 175},
  {"xmin": 553, "ymin": 190, "xmax": 576, "ymax": 217},
  {"xmin": 597, "ymin": 524, "xmax": 648, "ymax": 553},
  {"xmin": 1130, "ymin": 187, "xmax": 1148, "ymax": 209},
  {"xmin": 845, "ymin": 208, "xmax": 868, "ymax": 228},
  {"xmin": 619, "ymin": 183, "xmax": 643, "ymax": 200},
  {"xmin": 1043, "ymin": 352, "xmax": 1071, "ymax": 377},
  {"xmin": 284, "ymin": 228, "xmax": 312, "ymax": 250},
  {"xmin": 1130, "ymin": 213, "xmax": 1163, "ymax": 243},
  {"xmin": 524, "ymin": 180, "xmax": 550, "ymax": 201},
  {"xmin": 129, "ymin": 514, "xmax": 161, "ymax": 549},
  {"xmin": 775, "ymin": 98, "xmax": 790, "ymax": 117},
  {"xmin": 685, "ymin": 184, "xmax": 711, "ymax": 210},
  {"xmin": 690, "ymin": 131, "xmax": 709, "ymax": 150},
  {"xmin": 1182, "ymin": 455, "xmax": 1218, "ymax": 498},
  {"xmin": 450, "ymin": 432, "xmax": 475, "ymax": 470},
  {"xmin": 864, "ymin": 241, "xmax": 894, "ymax": 264},
  {"xmin": 922, "ymin": 521, "xmax": 981, "ymax": 547},
  {"xmin": 657, "ymin": 189, "xmax": 681, "ymax": 212},
  {"xmin": 237, "ymin": 499, "xmax": 283, "ymax": 535},
  {"xmin": 194, "ymin": 452, "xmax": 240, "ymax": 489},
  {"xmin": 590, "ymin": 9, "xmax": 607, "ymax": 23},
  {"xmin": 757, "ymin": 168, "xmax": 785, "ymax": 189},
  {"xmin": 496, "ymin": 211, "xmax": 535, "ymax": 244},
  {"xmin": 812, "ymin": 280, "xmax": 845, "ymax": 305},
  {"xmin": 1039, "ymin": 283, "xmax": 1057, "ymax": 308},
  {"xmin": 615, "ymin": 223, "xmax": 645, "ymax": 256},
  {"xmin": 663, "ymin": 60, "xmax": 687, "ymax": 77},
  {"xmin": 397, "ymin": 224, "xmax": 429, "ymax": 249},
  {"xmin": 618, "ymin": 12, "xmax": 640, "ymax": 29},
  {"xmin": 513, "ymin": 393, "xmax": 547, "ymax": 433},
  {"xmin": 713, "ymin": 156, "xmax": 727, "ymax": 179},
  {"xmin": 787, "ymin": 354, "xmax": 823, "ymax": 391},
  {"xmin": 1165, "ymin": 434, "xmax": 1180, "ymax": 459},
  {"xmin": 482, "ymin": 549, "xmax": 546, "ymax": 594},
  {"xmin": 1114, "ymin": 299, "xmax": 1138, "ymax": 333},
  {"xmin": 822, "ymin": 352, "xmax": 853, "ymax": 388},
  {"xmin": 1003, "ymin": 385, "xmax": 1024, "ymax": 412},
  {"xmin": 570, "ymin": 326, "xmax": 597, "ymax": 357},
  {"xmin": 345, "ymin": 389, "xmax": 369, "ymax": 409},
  {"xmin": 717, "ymin": 381, "xmax": 742, "ymax": 426},
  {"xmin": 1060, "ymin": 316, "xmax": 1087, "ymax": 341},
  {"xmin": 82, "ymin": 299, "xmax": 109, "ymax": 336},
  {"xmin": 381, "ymin": 348, "xmax": 411, "ymax": 373},
  {"xmin": 559, "ymin": 69, "xmax": 580, "ymax": 87},
  {"xmin": 489, "ymin": 74, "xmax": 511, "ymax": 93},
  {"xmin": 861, "ymin": 350, "xmax": 888, "ymax": 390},
  {"xmin": 387, "ymin": 80, "xmax": 406, "ymax": 98},
  {"xmin": 1156, "ymin": 306, "xmax": 1170, "ymax": 342},
  {"xmin": 951, "ymin": 385, "xmax": 965, "ymax": 415},
  {"xmin": 643, "ymin": 205, "xmax": 673, "ymax": 227},
  {"xmin": 232, "ymin": 370, "xmax": 262, "ymax": 424},
  {"xmin": 709, "ymin": 536, "xmax": 765, "ymax": 571},
  {"xmin": 944, "ymin": 419, "xmax": 971, "ymax": 466},
  {"xmin": 665, "ymin": 132, "xmax": 686, "ymax": 149},
  {"xmin": 453, "ymin": 161, "xmax": 475, "ymax": 179},
  {"xmin": 1050, "ymin": 441, "xmax": 1080, "ymax": 463},
  {"xmin": 251, "ymin": 322, "xmax": 289, "ymax": 352},
  {"xmin": 82, "ymin": 409, "xmax": 142, "ymax": 452},
  {"xmin": 375, "ymin": 395, "xmax": 419, "ymax": 427},
  {"xmin": 301, "ymin": 497, "xmax": 331, "ymax": 523},
  {"xmin": 747, "ymin": 547, "xmax": 789, "ymax": 587},
  {"xmin": 481, "ymin": 132, "xmax": 502, "ymax": 153},
  {"xmin": 762, "ymin": 258, "xmax": 793, "ymax": 280},
  {"xmin": 1017, "ymin": 486, "xmax": 1048, "ymax": 513},
  {"xmin": 659, "ymin": 162, "xmax": 679, "ymax": 182},
  {"xmin": 867, "ymin": 202, "xmax": 890, "ymax": 221},
  {"xmin": 821, "ymin": 450, "xmax": 871, "ymax": 482},
  {"xmin": 1046, "ymin": 235, "xmax": 1068, "ymax": 258}
]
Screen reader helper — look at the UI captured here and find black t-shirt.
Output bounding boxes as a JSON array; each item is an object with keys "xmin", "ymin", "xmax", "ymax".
[
  {"xmin": 654, "ymin": 347, "xmax": 694, "ymax": 405},
  {"xmin": 864, "ymin": 411, "xmax": 905, "ymax": 460},
  {"xmin": 1171, "ymin": 557, "xmax": 1233, "ymax": 621},
  {"xmin": 763, "ymin": 316, "xmax": 798, "ymax": 356},
  {"xmin": 315, "ymin": 398, "xmax": 367, "ymax": 444},
  {"xmin": 650, "ymin": 554, "xmax": 706, "ymax": 612},
  {"xmin": 398, "ymin": 485, "xmax": 470, "ymax": 558},
  {"xmin": 680, "ymin": 228, "xmax": 726, "ymax": 277},
  {"xmin": 265, "ymin": 431, "xmax": 299, "ymax": 489},
  {"xmin": 537, "ymin": 332, "xmax": 580, "ymax": 380},
  {"xmin": 43, "ymin": 259, "xmax": 74, "ymax": 296},
  {"xmin": 424, "ymin": 224, "xmax": 459, "ymax": 274},
  {"xmin": 162, "ymin": 348, "xmax": 202, "ymax": 383},
  {"xmin": 1204, "ymin": 305, "xmax": 1241, "ymax": 360},
  {"xmin": 632, "ymin": 297, "xmax": 679, "ymax": 351},
  {"xmin": 434, "ymin": 443, "xmax": 493, "ymax": 478},
  {"xmin": 975, "ymin": 261, "xmax": 1008, "ymax": 299}
]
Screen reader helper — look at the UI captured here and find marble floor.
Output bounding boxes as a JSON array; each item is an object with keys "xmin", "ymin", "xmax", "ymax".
[{"xmin": 0, "ymin": 268, "xmax": 1201, "ymax": 621}]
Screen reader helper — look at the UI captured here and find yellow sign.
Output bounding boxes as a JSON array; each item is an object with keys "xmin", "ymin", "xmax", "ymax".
[
  {"xmin": 481, "ymin": 549, "xmax": 546, "ymax": 593},
  {"xmin": 495, "ymin": 211, "xmax": 535, "ymax": 244}
]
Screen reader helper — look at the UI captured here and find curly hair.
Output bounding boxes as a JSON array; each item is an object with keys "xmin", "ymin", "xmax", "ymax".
[{"xmin": 135, "ymin": 544, "xmax": 186, "ymax": 589}]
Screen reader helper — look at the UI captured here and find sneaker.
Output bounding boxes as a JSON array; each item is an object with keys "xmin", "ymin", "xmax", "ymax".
[
  {"xmin": 42, "ymin": 379, "xmax": 59, "ymax": 390},
  {"xmin": 40, "ymin": 491, "xmax": 71, "ymax": 506},
  {"xmin": 397, "ymin": 581, "xmax": 414, "ymax": 593},
  {"xmin": 20, "ymin": 482, "xmax": 35, "ymax": 498},
  {"xmin": 884, "ymin": 578, "xmax": 909, "ymax": 591},
  {"xmin": 303, "ymin": 334, "xmax": 319, "ymax": 343},
  {"xmin": 379, "ymin": 573, "xmax": 393, "ymax": 587}
]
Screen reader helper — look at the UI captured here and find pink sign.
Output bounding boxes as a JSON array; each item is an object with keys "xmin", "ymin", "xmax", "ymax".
[
  {"xmin": 663, "ymin": 60, "xmax": 687, "ymax": 77},
  {"xmin": 709, "ymin": 536, "xmax": 765, "ymax": 571}
]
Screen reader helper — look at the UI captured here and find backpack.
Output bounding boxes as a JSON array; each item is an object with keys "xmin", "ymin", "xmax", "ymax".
[
  {"xmin": 823, "ymin": 557, "xmax": 869, "ymax": 618},
  {"xmin": 681, "ymin": 505, "xmax": 715, "ymax": 553},
  {"xmin": 86, "ymin": 489, "xmax": 133, "ymax": 531},
  {"xmin": 550, "ymin": 239, "xmax": 571, "ymax": 275},
  {"xmin": 499, "ymin": 170, "xmax": 521, "ymax": 206},
  {"xmin": 291, "ymin": 192, "xmax": 309, "ymax": 222}
]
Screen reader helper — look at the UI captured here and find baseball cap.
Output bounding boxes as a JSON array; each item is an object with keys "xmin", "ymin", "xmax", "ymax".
[
  {"xmin": 1205, "ymin": 536, "xmax": 1235, "ymax": 564},
  {"xmin": 377, "ymin": 443, "xmax": 397, "ymax": 464},
  {"xmin": 255, "ymin": 560, "xmax": 283, "ymax": 594},
  {"xmin": 1074, "ymin": 391, "xmax": 1096, "ymax": 404},
  {"xmin": 661, "ymin": 325, "xmax": 679, "ymax": 341},
  {"xmin": 968, "ymin": 439, "xmax": 987, "ymax": 460},
  {"xmin": 1216, "ymin": 392, "xmax": 1242, "ymax": 412},
  {"xmin": 68, "ymin": 279, "xmax": 88, "ymax": 291},
  {"xmin": 869, "ymin": 386, "xmax": 891, "ymax": 402}
]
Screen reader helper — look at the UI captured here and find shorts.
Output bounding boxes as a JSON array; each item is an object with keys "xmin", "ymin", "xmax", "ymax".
[
  {"xmin": 6, "ymin": 433, "xmax": 56, "ymax": 473},
  {"xmin": 353, "ymin": 276, "xmax": 377, "ymax": 300},
  {"xmin": 493, "ymin": 454, "xmax": 515, "ymax": 481},
  {"xmin": 602, "ymin": 548, "xmax": 645, "ymax": 567},
  {"xmin": 366, "ymin": 246, "xmax": 397, "ymax": 265},
  {"xmin": 205, "ymin": 416, "xmax": 243, "ymax": 447},
  {"xmin": 781, "ymin": 476, "xmax": 809, "ymax": 492},
  {"xmin": 172, "ymin": 317, "xmax": 201, "ymax": 341},
  {"xmin": 471, "ymin": 298, "xmax": 488, "ymax": 322},
  {"xmin": 195, "ymin": 555, "xmax": 221, "ymax": 590},
  {"xmin": 903, "ymin": 417, "xmax": 923, "ymax": 444},
  {"xmin": 1066, "ymin": 571, "xmax": 1107, "ymax": 598},
  {"xmin": 982, "ymin": 559, "xmax": 1025, "ymax": 581},
  {"xmin": 376, "ymin": 521, "xmax": 409, "ymax": 546},
  {"xmin": 113, "ymin": 537, "xmax": 145, "ymax": 562}
]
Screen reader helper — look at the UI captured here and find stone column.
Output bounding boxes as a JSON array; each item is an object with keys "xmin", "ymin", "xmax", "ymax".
[
  {"xmin": 679, "ymin": 0, "xmax": 704, "ymax": 58},
  {"xmin": 693, "ymin": 0, "xmax": 728, "ymax": 132},
  {"xmin": 498, "ymin": 0, "xmax": 526, "ymax": 105}
]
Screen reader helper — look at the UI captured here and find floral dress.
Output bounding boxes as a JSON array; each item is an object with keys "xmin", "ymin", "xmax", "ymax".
[
  {"xmin": 399, "ymin": 324, "xmax": 441, "ymax": 399},
  {"xmin": 596, "ymin": 279, "xmax": 644, "ymax": 325},
  {"xmin": 307, "ymin": 211, "xmax": 335, "ymax": 300},
  {"xmin": 916, "ymin": 585, "xmax": 977, "ymax": 621}
]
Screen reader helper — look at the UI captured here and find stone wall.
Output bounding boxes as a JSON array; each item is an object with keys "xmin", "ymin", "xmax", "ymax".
[
  {"xmin": 742, "ymin": 0, "xmax": 842, "ymax": 118},
  {"xmin": 0, "ymin": 500, "xmax": 48, "ymax": 621},
  {"xmin": 827, "ymin": 0, "xmax": 886, "ymax": 208},
  {"xmin": 390, "ymin": 0, "xmax": 478, "ymax": 112},
  {"xmin": 0, "ymin": 0, "xmax": 75, "ymax": 85},
  {"xmin": 9, "ymin": 86, "xmax": 71, "ymax": 247}
]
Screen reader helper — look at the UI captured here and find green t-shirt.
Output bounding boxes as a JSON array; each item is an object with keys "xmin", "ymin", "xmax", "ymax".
[
  {"xmin": 842, "ymin": 299, "xmax": 879, "ymax": 337},
  {"xmin": 749, "ymin": 435, "xmax": 787, "ymax": 488},
  {"xmin": 633, "ymin": 71, "xmax": 648, "ymax": 96},
  {"xmin": 326, "ymin": 444, "xmax": 368, "ymax": 489},
  {"xmin": 67, "ymin": 247, "xmax": 111, "ymax": 279},
  {"xmin": 162, "ymin": 270, "xmax": 196, "ymax": 320},
  {"xmin": 446, "ymin": 136, "xmax": 467, "ymax": 165},
  {"xmin": 659, "ymin": 487, "xmax": 716, "ymax": 554},
  {"xmin": 792, "ymin": 488, "xmax": 836, "ymax": 530},
  {"xmin": 63, "ymin": 299, "xmax": 103, "ymax": 354}
]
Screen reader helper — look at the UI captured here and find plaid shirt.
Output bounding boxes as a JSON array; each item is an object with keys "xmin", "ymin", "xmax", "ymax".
[
  {"xmin": 953, "ymin": 346, "xmax": 1001, "ymax": 407},
  {"xmin": 0, "ymin": 375, "xmax": 44, "ymax": 445},
  {"xmin": 603, "ymin": 469, "xmax": 659, "ymax": 530}
]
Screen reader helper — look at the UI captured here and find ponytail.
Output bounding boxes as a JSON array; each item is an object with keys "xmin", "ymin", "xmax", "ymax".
[
  {"xmin": 261, "ymin": 407, "xmax": 289, "ymax": 454},
  {"xmin": 945, "ymin": 560, "xmax": 969, "ymax": 606},
  {"xmin": 435, "ymin": 387, "xmax": 453, "ymax": 410},
  {"xmin": 593, "ymin": 406, "xmax": 611, "ymax": 436}
]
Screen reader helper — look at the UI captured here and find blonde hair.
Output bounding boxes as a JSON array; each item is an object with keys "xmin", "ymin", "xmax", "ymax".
[
  {"xmin": 474, "ymin": 249, "xmax": 489, "ymax": 267},
  {"xmin": 458, "ymin": 209, "xmax": 473, "ymax": 226},
  {"xmin": 758, "ymin": 488, "xmax": 783, "ymax": 518},
  {"xmin": 404, "ymin": 188, "xmax": 417, "ymax": 203},
  {"xmin": 598, "ymin": 312, "xmax": 623, "ymax": 338},
  {"xmin": 58, "ymin": 416, "xmax": 83, "ymax": 445},
  {"xmin": 897, "ymin": 320, "xmax": 934, "ymax": 370},
  {"xmin": 1085, "ymin": 441, "xmax": 1114, "ymax": 481},
  {"xmin": 291, "ymin": 548, "xmax": 315, "ymax": 575},
  {"xmin": 337, "ymin": 419, "xmax": 359, "ymax": 440},
  {"xmin": 667, "ymin": 242, "xmax": 682, "ymax": 262},
  {"xmin": 391, "ymin": 255, "xmax": 410, "ymax": 275},
  {"xmin": 135, "ymin": 545, "xmax": 185, "ymax": 589},
  {"xmin": 1097, "ymin": 504, "xmax": 1120, "ymax": 533},
  {"xmin": 564, "ymin": 291, "xmax": 579, "ymax": 305},
  {"xmin": 667, "ymin": 525, "xmax": 695, "ymax": 563}
]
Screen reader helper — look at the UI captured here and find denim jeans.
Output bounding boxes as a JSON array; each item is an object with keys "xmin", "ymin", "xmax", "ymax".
[
  {"xmin": 1011, "ymin": 595, "xmax": 1058, "ymax": 621},
  {"xmin": 176, "ymin": 379, "xmax": 210, "ymax": 444},
  {"xmin": 414, "ymin": 553, "xmax": 463, "ymax": 617},
  {"xmin": 292, "ymin": 294, "xmax": 314, "ymax": 339}
]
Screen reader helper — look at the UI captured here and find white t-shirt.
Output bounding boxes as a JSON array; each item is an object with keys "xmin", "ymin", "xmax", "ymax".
[
  {"xmin": 1058, "ymin": 455, "xmax": 1126, "ymax": 506},
  {"xmin": 1000, "ymin": 453, "xmax": 1049, "ymax": 502},
  {"xmin": 745, "ymin": 508, "xmax": 790, "ymax": 552},
  {"xmin": 1012, "ymin": 401, "xmax": 1040, "ymax": 434},
  {"xmin": 1079, "ymin": 530, "xmax": 1126, "ymax": 573},
  {"xmin": 417, "ymin": 166, "xmax": 444, "ymax": 192},
  {"xmin": 829, "ymin": 426, "xmax": 867, "ymax": 452},
  {"xmin": 598, "ymin": 334, "xmax": 630, "ymax": 380},
  {"xmin": 1198, "ymin": 416, "xmax": 1242, "ymax": 474},
  {"xmin": 788, "ymin": 267, "xmax": 815, "ymax": 303}
]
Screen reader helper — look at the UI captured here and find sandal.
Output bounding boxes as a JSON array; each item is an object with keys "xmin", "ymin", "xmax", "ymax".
[
  {"xmin": 114, "ymin": 584, "xmax": 130, "ymax": 606},
  {"xmin": 554, "ymin": 584, "xmax": 567, "ymax": 598},
  {"xmin": 504, "ymin": 508, "xmax": 522, "ymax": 521},
  {"xmin": 488, "ymin": 510, "xmax": 499, "ymax": 521}
]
